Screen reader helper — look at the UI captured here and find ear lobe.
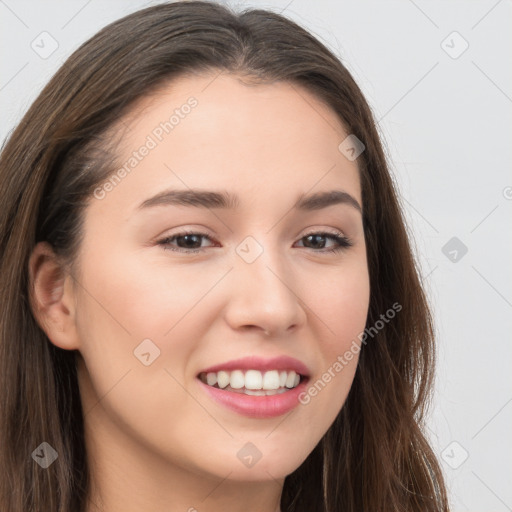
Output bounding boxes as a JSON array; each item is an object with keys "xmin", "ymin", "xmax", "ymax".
[{"xmin": 28, "ymin": 241, "xmax": 80, "ymax": 350}]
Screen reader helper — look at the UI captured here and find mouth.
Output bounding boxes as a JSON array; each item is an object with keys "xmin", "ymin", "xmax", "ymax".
[
  {"xmin": 197, "ymin": 369, "xmax": 309, "ymax": 396},
  {"xmin": 195, "ymin": 355, "xmax": 311, "ymax": 417}
]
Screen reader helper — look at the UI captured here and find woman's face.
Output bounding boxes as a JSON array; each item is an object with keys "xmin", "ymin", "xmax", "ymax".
[{"xmin": 56, "ymin": 73, "xmax": 369, "ymax": 483}]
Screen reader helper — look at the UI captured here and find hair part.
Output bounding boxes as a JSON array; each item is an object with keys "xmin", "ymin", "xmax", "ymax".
[{"xmin": 0, "ymin": 1, "xmax": 448, "ymax": 510}]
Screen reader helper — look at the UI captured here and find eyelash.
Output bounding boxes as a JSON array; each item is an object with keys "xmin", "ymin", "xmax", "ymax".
[{"xmin": 157, "ymin": 229, "xmax": 353, "ymax": 255}]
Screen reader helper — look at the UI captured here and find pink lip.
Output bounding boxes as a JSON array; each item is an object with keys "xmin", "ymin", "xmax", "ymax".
[
  {"xmin": 197, "ymin": 377, "xmax": 309, "ymax": 418},
  {"xmin": 198, "ymin": 355, "xmax": 310, "ymax": 377}
]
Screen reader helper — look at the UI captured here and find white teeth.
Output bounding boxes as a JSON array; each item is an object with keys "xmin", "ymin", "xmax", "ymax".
[
  {"xmin": 217, "ymin": 371, "xmax": 230, "ymax": 389},
  {"xmin": 262, "ymin": 370, "xmax": 280, "ymax": 390},
  {"xmin": 245, "ymin": 370, "xmax": 263, "ymax": 390},
  {"xmin": 206, "ymin": 372, "xmax": 217, "ymax": 386},
  {"xmin": 285, "ymin": 370, "xmax": 297, "ymax": 388},
  {"xmin": 230, "ymin": 370, "xmax": 245, "ymax": 389},
  {"xmin": 200, "ymin": 369, "xmax": 304, "ymax": 391}
]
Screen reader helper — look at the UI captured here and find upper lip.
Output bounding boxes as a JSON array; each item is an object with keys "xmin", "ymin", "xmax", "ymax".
[{"xmin": 198, "ymin": 355, "xmax": 310, "ymax": 377}]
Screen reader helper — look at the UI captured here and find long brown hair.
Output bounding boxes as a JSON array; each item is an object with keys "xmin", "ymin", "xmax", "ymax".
[{"xmin": 0, "ymin": 2, "xmax": 449, "ymax": 510}]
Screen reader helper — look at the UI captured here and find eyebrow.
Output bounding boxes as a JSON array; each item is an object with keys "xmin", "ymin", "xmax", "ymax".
[{"xmin": 137, "ymin": 188, "xmax": 362, "ymax": 213}]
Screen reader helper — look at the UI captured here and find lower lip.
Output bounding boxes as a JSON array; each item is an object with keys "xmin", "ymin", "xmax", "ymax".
[{"xmin": 197, "ymin": 378, "xmax": 309, "ymax": 418}]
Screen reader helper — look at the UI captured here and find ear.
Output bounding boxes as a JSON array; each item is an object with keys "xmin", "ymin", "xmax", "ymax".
[{"xmin": 28, "ymin": 241, "xmax": 80, "ymax": 351}]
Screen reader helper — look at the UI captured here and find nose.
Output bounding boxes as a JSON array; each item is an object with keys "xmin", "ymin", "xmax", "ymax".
[{"xmin": 223, "ymin": 242, "xmax": 306, "ymax": 338}]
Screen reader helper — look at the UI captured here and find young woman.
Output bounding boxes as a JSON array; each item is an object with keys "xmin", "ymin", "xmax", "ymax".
[{"xmin": 0, "ymin": 2, "xmax": 449, "ymax": 511}]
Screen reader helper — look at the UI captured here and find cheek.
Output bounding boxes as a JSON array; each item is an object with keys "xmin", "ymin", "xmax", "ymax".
[
  {"xmin": 78, "ymin": 247, "xmax": 214, "ymax": 340},
  {"xmin": 311, "ymin": 259, "xmax": 370, "ymax": 350},
  {"xmin": 74, "ymin": 255, "xmax": 202, "ymax": 458},
  {"xmin": 300, "ymin": 259, "xmax": 369, "ymax": 412},
  {"xmin": 74, "ymin": 248, "xmax": 225, "ymax": 419}
]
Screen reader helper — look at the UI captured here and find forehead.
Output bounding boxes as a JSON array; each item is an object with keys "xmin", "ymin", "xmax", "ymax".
[{"xmin": 93, "ymin": 72, "xmax": 361, "ymax": 217}]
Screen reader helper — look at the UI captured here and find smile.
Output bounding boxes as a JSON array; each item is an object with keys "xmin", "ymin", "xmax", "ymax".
[
  {"xmin": 198, "ymin": 369, "xmax": 303, "ymax": 396},
  {"xmin": 196, "ymin": 355, "xmax": 311, "ymax": 418}
]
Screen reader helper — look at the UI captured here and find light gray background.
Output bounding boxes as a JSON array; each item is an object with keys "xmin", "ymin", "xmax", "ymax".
[{"xmin": 1, "ymin": 1, "xmax": 511, "ymax": 510}]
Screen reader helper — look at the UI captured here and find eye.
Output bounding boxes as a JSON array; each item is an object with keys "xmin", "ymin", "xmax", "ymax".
[
  {"xmin": 157, "ymin": 230, "xmax": 353, "ymax": 254},
  {"xmin": 296, "ymin": 231, "xmax": 353, "ymax": 254},
  {"xmin": 158, "ymin": 230, "xmax": 215, "ymax": 253}
]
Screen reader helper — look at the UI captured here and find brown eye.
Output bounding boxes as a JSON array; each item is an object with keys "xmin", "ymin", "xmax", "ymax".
[
  {"xmin": 296, "ymin": 232, "xmax": 353, "ymax": 254},
  {"xmin": 158, "ymin": 231, "xmax": 215, "ymax": 253}
]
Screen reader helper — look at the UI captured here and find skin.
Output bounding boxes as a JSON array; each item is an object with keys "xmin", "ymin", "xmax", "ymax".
[{"xmin": 29, "ymin": 72, "xmax": 370, "ymax": 512}]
